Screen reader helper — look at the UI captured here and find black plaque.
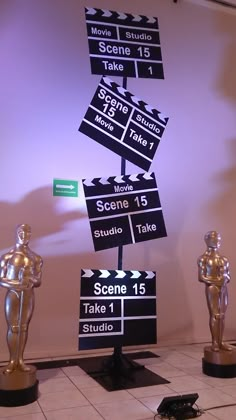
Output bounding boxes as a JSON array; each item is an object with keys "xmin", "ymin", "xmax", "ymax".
[
  {"xmin": 79, "ymin": 76, "xmax": 168, "ymax": 171},
  {"xmin": 85, "ymin": 7, "xmax": 164, "ymax": 79},
  {"xmin": 79, "ymin": 269, "xmax": 157, "ymax": 350},
  {"xmin": 82, "ymin": 172, "xmax": 167, "ymax": 252}
]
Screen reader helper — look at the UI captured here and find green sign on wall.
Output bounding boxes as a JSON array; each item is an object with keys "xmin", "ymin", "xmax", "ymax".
[{"xmin": 53, "ymin": 179, "xmax": 78, "ymax": 197}]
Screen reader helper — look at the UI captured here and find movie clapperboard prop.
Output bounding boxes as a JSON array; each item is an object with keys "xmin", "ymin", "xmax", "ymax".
[
  {"xmin": 85, "ymin": 7, "xmax": 164, "ymax": 79},
  {"xmin": 79, "ymin": 76, "xmax": 168, "ymax": 171},
  {"xmin": 82, "ymin": 172, "xmax": 167, "ymax": 252},
  {"xmin": 79, "ymin": 269, "xmax": 156, "ymax": 350}
]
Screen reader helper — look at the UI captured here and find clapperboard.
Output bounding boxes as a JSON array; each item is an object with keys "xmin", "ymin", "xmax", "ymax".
[
  {"xmin": 79, "ymin": 269, "xmax": 156, "ymax": 350},
  {"xmin": 85, "ymin": 7, "xmax": 164, "ymax": 79},
  {"xmin": 79, "ymin": 76, "xmax": 168, "ymax": 171},
  {"xmin": 82, "ymin": 172, "xmax": 167, "ymax": 252}
]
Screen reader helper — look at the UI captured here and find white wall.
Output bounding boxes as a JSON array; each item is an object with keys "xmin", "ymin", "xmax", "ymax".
[{"xmin": 0, "ymin": 0, "xmax": 236, "ymax": 360}]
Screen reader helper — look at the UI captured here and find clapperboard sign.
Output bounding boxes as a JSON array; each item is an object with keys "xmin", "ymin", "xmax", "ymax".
[
  {"xmin": 85, "ymin": 7, "xmax": 164, "ymax": 79},
  {"xmin": 79, "ymin": 269, "xmax": 156, "ymax": 350},
  {"xmin": 79, "ymin": 76, "xmax": 168, "ymax": 171},
  {"xmin": 82, "ymin": 172, "xmax": 167, "ymax": 252}
]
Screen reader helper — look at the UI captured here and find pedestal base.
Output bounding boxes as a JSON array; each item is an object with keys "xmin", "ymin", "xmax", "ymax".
[
  {"xmin": 0, "ymin": 365, "xmax": 38, "ymax": 406},
  {"xmin": 202, "ymin": 346, "xmax": 236, "ymax": 378},
  {"xmin": 0, "ymin": 381, "xmax": 38, "ymax": 406}
]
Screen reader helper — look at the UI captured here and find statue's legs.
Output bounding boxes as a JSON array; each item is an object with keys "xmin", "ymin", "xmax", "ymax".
[
  {"xmin": 206, "ymin": 285, "xmax": 222, "ymax": 351},
  {"xmin": 4, "ymin": 289, "xmax": 34, "ymax": 373},
  {"xmin": 219, "ymin": 287, "xmax": 232, "ymax": 351},
  {"xmin": 206, "ymin": 285, "xmax": 232, "ymax": 351}
]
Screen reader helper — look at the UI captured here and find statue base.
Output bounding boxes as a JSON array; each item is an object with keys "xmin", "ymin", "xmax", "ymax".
[
  {"xmin": 202, "ymin": 346, "xmax": 236, "ymax": 378},
  {"xmin": 0, "ymin": 365, "xmax": 38, "ymax": 406}
]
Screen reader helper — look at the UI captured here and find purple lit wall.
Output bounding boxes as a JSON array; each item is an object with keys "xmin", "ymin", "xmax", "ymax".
[{"xmin": 0, "ymin": 0, "xmax": 236, "ymax": 359}]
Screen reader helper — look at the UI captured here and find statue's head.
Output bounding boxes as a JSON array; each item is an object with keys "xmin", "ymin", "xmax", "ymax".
[
  {"xmin": 204, "ymin": 230, "xmax": 221, "ymax": 249},
  {"xmin": 16, "ymin": 224, "xmax": 31, "ymax": 245}
]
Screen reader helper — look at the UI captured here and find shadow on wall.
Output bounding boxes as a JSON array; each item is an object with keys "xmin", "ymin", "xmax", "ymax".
[
  {"xmin": 207, "ymin": 137, "xmax": 236, "ymax": 233},
  {"xmin": 0, "ymin": 186, "xmax": 85, "ymax": 249},
  {"xmin": 207, "ymin": 10, "xmax": 236, "ymax": 235}
]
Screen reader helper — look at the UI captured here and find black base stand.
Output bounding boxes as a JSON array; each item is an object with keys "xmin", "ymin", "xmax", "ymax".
[
  {"xmin": 90, "ymin": 346, "xmax": 144, "ymax": 381},
  {"xmin": 85, "ymin": 346, "xmax": 168, "ymax": 391},
  {"xmin": 0, "ymin": 380, "xmax": 38, "ymax": 407},
  {"xmin": 75, "ymin": 350, "xmax": 169, "ymax": 391},
  {"xmin": 203, "ymin": 358, "xmax": 236, "ymax": 378},
  {"xmin": 99, "ymin": 346, "xmax": 144, "ymax": 378}
]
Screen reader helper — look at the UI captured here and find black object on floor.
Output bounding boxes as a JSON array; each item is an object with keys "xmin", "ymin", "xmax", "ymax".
[
  {"xmin": 33, "ymin": 348, "xmax": 168, "ymax": 391},
  {"xmin": 33, "ymin": 350, "xmax": 159, "ymax": 370},
  {"xmin": 76, "ymin": 347, "xmax": 169, "ymax": 391},
  {"xmin": 157, "ymin": 393, "xmax": 200, "ymax": 419},
  {"xmin": 0, "ymin": 381, "xmax": 38, "ymax": 407},
  {"xmin": 202, "ymin": 358, "xmax": 236, "ymax": 378},
  {"xmin": 123, "ymin": 350, "xmax": 159, "ymax": 360}
]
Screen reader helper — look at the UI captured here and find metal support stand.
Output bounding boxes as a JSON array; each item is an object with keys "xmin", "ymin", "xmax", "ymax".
[{"xmin": 105, "ymin": 77, "xmax": 144, "ymax": 381}]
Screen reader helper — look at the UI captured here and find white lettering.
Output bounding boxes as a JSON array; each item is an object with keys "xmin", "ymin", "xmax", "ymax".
[
  {"xmin": 129, "ymin": 129, "xmax": 147, "ymax": 146},
  {"xmin": 82, "ymin": 323, "xmax": 114, "ymax": 333},
  {"xmin": 95, "ymin": 114, "xmax": 114, "ymax": 131},
  {"xmin": 83, "ymin": 303, "xmax": 106, "ymax": 314},
  {"xmin": 136, "ymin": 223, "xmax": 157, "ymax": 233},
  {"xmin": 136, "ymin": 114, "xmax": 161, "ymax": 134},
  {"xmin": 126, "ymin": 31, "xmax": 152, "ymax": 41},
  {"xmin": 98, "ymin": 88, "xmax": 106, "ymax": 100},
  {"xmin": 94, "ymin": 227, "xmax": 123, "ymax": 238},
  {"xmin": 96, "ymin": 199, "xmax": 129, "ymax": 212},
  {"xmin": 114, "ymin": 184, "xmax": 133, "ymax": 193},
  {"xmin": 91, "ymin": 27, "xmax": 111, "ymax": 37},
  {"xmin": 94, "ymin": 282, "xmax": 127, "ymax": 295},
  {"xmin": 98, "ymin": 90, "xmax": 128, "ymax": 114},
  {"xmin": 102, "ymin": 60, "xmax": 124, "ymax": 72},
  {"xmin": 99, "ymin": 41, "xmax": 131, "ymax": 56}
]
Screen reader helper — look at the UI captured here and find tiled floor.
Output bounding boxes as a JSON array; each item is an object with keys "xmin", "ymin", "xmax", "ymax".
[{"xmin": 1, "ymin": 343, "xmax": 236, "ymax": 419}]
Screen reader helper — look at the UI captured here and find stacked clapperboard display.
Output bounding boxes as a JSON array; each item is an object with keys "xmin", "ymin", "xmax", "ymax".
[{"xmin": 78, "ymin": 8, "xmax": 169, "ymax": 359}]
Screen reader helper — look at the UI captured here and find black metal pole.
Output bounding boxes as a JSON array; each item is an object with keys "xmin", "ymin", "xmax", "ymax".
[{"xmin": 118, "ymin": 77, "xmax": 127, "ymax": 271}]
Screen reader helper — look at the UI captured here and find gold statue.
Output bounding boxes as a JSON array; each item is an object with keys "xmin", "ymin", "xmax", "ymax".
[
  {"xmin": 198, "ymin": 231, "xmax": 232, "ymax": 352},
  {"xmin": 0, "ymin": 224, "xmax": 43, "ymax": 374}
]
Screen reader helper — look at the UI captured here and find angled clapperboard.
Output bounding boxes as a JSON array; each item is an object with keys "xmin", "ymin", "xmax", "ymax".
[
  {"xmin": 82, "ymin": 172, "xmax": 166, "ymax": 252},
  {"xmin": 85, "ymin": 7, "xmax": 164, "ymax": 79},
  {"xmin": 79, "ymin": 76, "xmax": 168, "ymax": 171},
  {"xmin": 79, "ymin": 269, "xmax": 156, "ymax": 350}
]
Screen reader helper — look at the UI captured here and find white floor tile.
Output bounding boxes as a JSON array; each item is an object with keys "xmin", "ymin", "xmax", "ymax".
[
  {"xmin": 207, "ymin": 404, "xmax": 236, "ymax": 419},
  {"xmin": 166, "ymin": 374, "xmax": 211, "ymax": 392},
  {"xmin": 0, "ymin": 402, "xmax": 41, "ymax": 418},
  {"xmin": 38, "ymin": 389, "xmax": 89, "ymax": 411},
  {"xmin": 80, "ymin": 386, "xmax": 134, "ymax": 404},
  {"xmin": 147, "ymin": 362, "xmax": 186, "ymax": 378},
  {"xmin": 70, "ymin": 374, "xmax": 100, "ymax": 389},
  {"xmin": 61, "ymin": 366, "xmax": 87, "ymax": 377},
  {"xmin": 0, "ymin": 414, "xmax": 46, "ymax": 420},
  {"xmin": 37, "ymin": 368, "xmax": 66, "ymax": 381},
  {"xmin": 44, "ymin": 405, "xmax": 104, "ymax": 420},
  {"xmin": 161, "ymin": 353, "xmax": 202, "ymax": 368},
  {"xmin": 217, "ymin": 384, "xmax": 236, "ymax": 397},
  {"xmin": 94, "ymin": 399, "xmax": 154, "ymax": 420},
  {"xmin": 38, "ymin": 377, "xmax": 78, "ymax": 394},
  {"xmin": 194, "ymin": 373, "xmax": 236, "ymax": 387},
  {"xmin": 127, "ymin": 384, "xmax": 173, "ymax": 398},
  {"xmin": 192, "ymin": 388, "xmax": 236, "ymax": 410}
]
